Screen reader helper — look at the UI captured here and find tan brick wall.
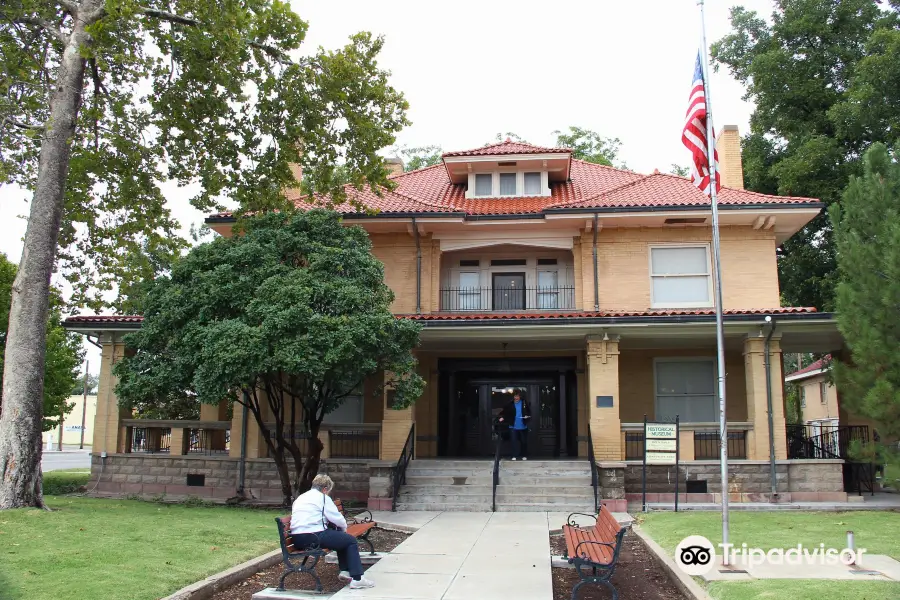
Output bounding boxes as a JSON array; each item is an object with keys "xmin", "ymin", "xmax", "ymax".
[
  {"xmin": 93, "ymin": 340, "xmax": 129, "ymax": 454},
  {"xmin": 414, "ymin": 353, "xmax": 438, "ymax": 458},
  {"xmin": 744, "ymin": 337, "xmax": 787, "ymax": 460},
  {"xmin": 591, "ymin": 227, "xmax": 779, "ymax": 311},
  {"xmin": 369, "ymin": 232, "xmax": 437, "ymax": 314},
  {"xmin": 618, "ymin": 349, "xmax": 748, "ymax": 423},
  {"xmin": 586, "ymin": 336, "xmax": 622, "ymax": 460},
  {"xmin": 717, "ymin": 125, "xmax": 745, "ymax": 190}
]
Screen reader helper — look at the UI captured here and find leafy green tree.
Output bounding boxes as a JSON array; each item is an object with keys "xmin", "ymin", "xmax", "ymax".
[
  {"xmin": 553, "ymin": 126, "xmax": 624, "ymax": 168},
  {"xmin": 669, "ymin": 164, "xmax": 690, "ymax": 177},
  {"xmin": 0, "ymin": 255, "xmax": 82, "ymax": 433},
  {"xmin": 831, "ymin": 143, "xmax": 900, "ymax": 439},
  {"xmin": 70, "ymin": 373, "xmax": 100, "ymax": 396},
  {"xmin": 0, "ymin": 0, "xmax": 408, "ymax": 508},
  {"xmin": 712, "ymin": 0, "xmax": 900, "ymax": 311},
  {"xmin": 115, "ymin": 210, "xmax": 424, "ymax": 506},
  {"xmin": 393, "ymin": 145, "xmax": 442, "ymax": 172}
]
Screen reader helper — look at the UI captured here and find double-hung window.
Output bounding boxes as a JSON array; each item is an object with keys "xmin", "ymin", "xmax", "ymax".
[
  {"xmin": 654, "ymin": 359, "xmax": 717, "ymax": 422},
  {"xmin": 499, "ymin": 173, "xmax": 517, "ymax": 196},
  {"xmin": 524, "ymin": 172, "xmax": 541, "ymax": 195},
  {"xmin": 474, "ymin": 174, "xmax": 492, "ymax": 197},
  {"xmin": 650, "ymin": 245, "xmax": 712, "ymax": 308}
]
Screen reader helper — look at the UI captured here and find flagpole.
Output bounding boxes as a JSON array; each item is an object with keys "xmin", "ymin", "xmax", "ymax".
[{"xmin": 698, "ymin": 0, "xmax": 730, "ymax": 562}]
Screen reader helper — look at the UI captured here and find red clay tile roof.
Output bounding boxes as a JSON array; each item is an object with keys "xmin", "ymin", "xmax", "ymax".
[
  {"xmin": 442, "ymin": 140, "xmax": 572, "ymax": 157},
  {"xmin": 786, "ymin": 355, "xmax": 832, "ymax": 378},
  {"xmin": 207, "ymin": 144, "xmax": 822, "ymax": 220},
  {"xmin": 65, "ymin": 315, "xmax": 144, "ymax": 324},
  {"xmin": 401, "ymin": 307, "xmax": 818, "ymax": 321},
  {"xmin": 64, "ymin": 307, "xmax": 819, "ymax": 328}
]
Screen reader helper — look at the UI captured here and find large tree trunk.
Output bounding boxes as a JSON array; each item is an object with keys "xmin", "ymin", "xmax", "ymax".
[
  {"xmin": 0, "ymin": 3, "xmax": 99, "ymax": 509},
  {"xmin": 298, "ymin": 430, "xmax": 324, "ymax": 496}
]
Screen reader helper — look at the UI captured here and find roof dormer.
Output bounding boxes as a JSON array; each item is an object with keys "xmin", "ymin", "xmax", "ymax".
[{"xmin": 441, "ymin": 140, "xmax": 572, "ymax": 199}]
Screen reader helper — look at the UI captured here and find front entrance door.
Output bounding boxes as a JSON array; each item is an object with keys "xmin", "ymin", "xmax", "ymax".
[{"xmin": 450, "ymin": 377, "xmax": 560, "ymax": 457}]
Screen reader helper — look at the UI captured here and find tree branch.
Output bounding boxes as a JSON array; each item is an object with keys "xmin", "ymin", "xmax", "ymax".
[
  {"xmin": 57, "ymin": 0, "xmax": 78, "ymax": 15},
  {"xmin": 140, "ymin": 8, "xmax": 292, "ymax": 64},
  {"xmin": 2, "ymin": 13, "xmax": 66, "ymax": 44},
  {"xmin": 1, "ymin": 115, "xmax": 45, "ymax": 132}
]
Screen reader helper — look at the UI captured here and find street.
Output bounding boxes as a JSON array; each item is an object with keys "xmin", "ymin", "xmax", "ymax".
[{"xmin": 42, "ymin": 450, "xmax": 91, "ymax": 472}]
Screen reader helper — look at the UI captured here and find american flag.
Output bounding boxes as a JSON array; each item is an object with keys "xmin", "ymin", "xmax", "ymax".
[{"xmin": 682, "ymin": 52, "xmax": 720, "ymax": 196}]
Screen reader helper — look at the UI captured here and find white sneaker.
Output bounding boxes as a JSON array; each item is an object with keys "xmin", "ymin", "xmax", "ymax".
[
  {"xmin": 510, "ymin": 457, "xmax": 517, "ymax": 461},
  {"xmin": 522, "ymin": 457, "xmax": 528, "ymax": 461},
  {"xmin": 349, "ymin": 577, "xmax": 376, "ymax": 589},
  {"xmin": 338, "ymin": 571, "xmax": 351, "ymax": 582}
]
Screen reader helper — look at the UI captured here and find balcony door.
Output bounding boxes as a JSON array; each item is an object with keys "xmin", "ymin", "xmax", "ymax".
[{"xmin": 492, "ymin": 272, "xmax": 525, "ymax": 311}]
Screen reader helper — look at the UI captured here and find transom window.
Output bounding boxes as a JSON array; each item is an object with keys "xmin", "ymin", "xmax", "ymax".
[
  {"xmin": 649, "ymin": 245, "xmax": 712, "ymax": 308},
  {"xmin": 655, "ymin": 359, "xmax": 716, "ymax": 422}
]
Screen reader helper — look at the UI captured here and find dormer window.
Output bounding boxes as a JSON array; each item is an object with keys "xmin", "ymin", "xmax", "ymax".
[
  {"xmin": 524, "ymin": 172, "xmax": 541, "ymax": 195},
  {"xmin": 499, "ymin": 173, "xmax": 517, "ymax": 196},
  {"xmin": 475, "ymin": 174, "xmax": 492, "ymax": 197}
]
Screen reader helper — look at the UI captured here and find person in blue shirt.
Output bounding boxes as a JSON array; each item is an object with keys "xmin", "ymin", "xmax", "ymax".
[{"xmin": 498, "ymin": 391, "xmax": 531, "ymax": 460}]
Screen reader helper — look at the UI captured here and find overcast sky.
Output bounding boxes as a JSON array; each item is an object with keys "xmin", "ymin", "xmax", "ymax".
[{"xmin": 0, "ymin": 0, "xmax": 777, "ymax": 371}]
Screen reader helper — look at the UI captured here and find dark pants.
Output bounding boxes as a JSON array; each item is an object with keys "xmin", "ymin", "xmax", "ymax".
[
  {"xmin": 294, "ymin": 530, "xmax": 364, "ymax": 580},
  {"xmin": 511, "ymin": 428, "xmax": 528, "ymax": 459}
]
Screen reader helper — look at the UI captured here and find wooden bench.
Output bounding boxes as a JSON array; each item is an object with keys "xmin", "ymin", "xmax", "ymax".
[
  {"xmin": 274, "ymin": 498, "xmax": 378, "ymax": 592},
  {"xmin": 562, "ymin": 505, "xmax": 627, "ymax": 600}
]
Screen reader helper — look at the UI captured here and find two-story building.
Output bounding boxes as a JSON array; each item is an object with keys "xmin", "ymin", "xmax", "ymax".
[{"xmin": 66, "ymin": 126, "xmax": 850, "ymax": 509}]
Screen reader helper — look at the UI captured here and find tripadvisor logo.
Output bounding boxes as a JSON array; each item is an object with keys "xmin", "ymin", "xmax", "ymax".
[{"xmin": 675, "ymin": 535, "xmax": 717, "ymax": 575}]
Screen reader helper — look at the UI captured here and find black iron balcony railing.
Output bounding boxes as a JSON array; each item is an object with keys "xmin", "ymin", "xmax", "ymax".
[{"xmin": 439, "ymin": 286, "xmax": 576, "ymax": 312}]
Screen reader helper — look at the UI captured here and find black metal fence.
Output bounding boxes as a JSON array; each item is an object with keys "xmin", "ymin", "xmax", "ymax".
[
  {"xmin": 439, "ymin": 286, "xmax": 576, "ymax": 312},
  {"xmin": 786, "ymin": 424, "xmax": 869, "ymax": 460},
  {"xmin": 329, "ymin": 429, "xmax": 380, "ymax": 459},
  {"xmin": 186, "ymin": 428, "xmax": 229, "ymax": 455},
  {"xmin": 127, "ymin": 427, "xmax": 171, "ymax": 453},
  {"xmin": 625, "ymin": 432, "xmax": 644, "ymax": 460},
  {"xmin": 693, "ymin": 430, "xmax": 748, "ymax": 460}
]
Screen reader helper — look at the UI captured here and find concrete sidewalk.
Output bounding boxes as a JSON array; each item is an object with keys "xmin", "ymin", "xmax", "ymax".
[
  {"xmin": 331, "ymin": 512, "xmax": 554, "ymax": 600},
  {"xmin": 636, "ymin": 492, "xmax": 900, "ymax": 512}
]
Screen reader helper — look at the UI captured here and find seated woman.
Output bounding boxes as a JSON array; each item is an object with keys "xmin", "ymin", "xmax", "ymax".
[{"xmin": 290, "ymin": 474, "xmax": 375, "ymax": 589}]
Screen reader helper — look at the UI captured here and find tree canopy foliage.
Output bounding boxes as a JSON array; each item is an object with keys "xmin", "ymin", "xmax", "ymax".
[
  {"xmin": 115, "ymin": 210, "xmax": 424, "ymax": 505},
  {"xmin": 0, "ymin": 254, "xmax": 82, "ymax": 432},
  {"xmin": 0, "ymin": 0, "xmax": 409, "ymax": 509},
  {"xmin": 553, "ymin": 126, "xmax": 625, "ymax": 168},
  {"xmin": 712, "ymin": 0, "xmax": 900, "ymax": 310},
  {"xmin": 831, "ymin": 143, "xmax": 900, "ymax": 439}
]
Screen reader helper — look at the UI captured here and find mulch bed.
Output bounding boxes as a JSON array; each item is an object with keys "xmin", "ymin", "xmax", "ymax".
[
  {"xmin": 209, "ymin": 528, "xmax": 409, "ymax": 600},
  {"xmin": 551, "ymin": 533, "xmax": 690, "ymax": 600}
]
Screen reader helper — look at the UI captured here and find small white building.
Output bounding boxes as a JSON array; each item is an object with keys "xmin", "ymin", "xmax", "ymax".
[{"xmin": 45, "ymin": 395, "xmax": 97, "ymax": 449}]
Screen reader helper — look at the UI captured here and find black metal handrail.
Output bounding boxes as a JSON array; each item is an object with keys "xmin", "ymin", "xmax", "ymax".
[
  {"xmin": 492, "ymin": 435, "xmax": 501, "ymax": 512},
  {"xmin": 587, "ymin": 426, "xmax": 598, "ymax": 513},
  {"xmin": 439, "ymin": 286, "xmax": 576, "ymax": 312},
  {"xmin": 786, "ymin": 424, "xmax": 869, "ymax": 460},
  {"xmin": 391, "ymin": 423, "xmax": 415, "ymax": 512}
]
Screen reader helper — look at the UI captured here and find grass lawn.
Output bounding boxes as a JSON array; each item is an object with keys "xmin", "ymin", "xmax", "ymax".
[
  {"xmin": 0, "ymin": 494, "xmax": 282, "ymax": 600},
  {"xmin": 638, "ymin": 511, "xmax": 900, "ymax": 600}
]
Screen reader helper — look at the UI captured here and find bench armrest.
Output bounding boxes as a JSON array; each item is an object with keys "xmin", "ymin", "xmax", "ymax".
[
  {"xmin": 574, "ymin": 540, "xmax": 617, "ymax": 564},
  {"xmin": 346, "ymin": 509, "xmax": 373, "ymax": 525},
  {"xmin": 566, "ymin": 512, "xmax": 598, "ymax": 527}
]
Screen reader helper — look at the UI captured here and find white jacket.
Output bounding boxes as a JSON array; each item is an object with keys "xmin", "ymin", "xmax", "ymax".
[{"xmin": 290, "ymin": 489, "xmax": 348, "ymax": 535}]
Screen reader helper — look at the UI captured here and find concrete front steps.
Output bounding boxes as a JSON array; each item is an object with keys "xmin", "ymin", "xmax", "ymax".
[
  {"xmin": 496, "ymin": 460, "xmax": 595, "ymax": 512},
  {"xmin": 395, "ymin": 459, "xmax": 596, "ymax": 512}
]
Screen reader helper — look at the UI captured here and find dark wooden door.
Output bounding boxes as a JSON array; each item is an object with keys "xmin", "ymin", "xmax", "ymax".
[{"xmin": 492, "ymin": 273, "xmax": 525, "ymax": 310}]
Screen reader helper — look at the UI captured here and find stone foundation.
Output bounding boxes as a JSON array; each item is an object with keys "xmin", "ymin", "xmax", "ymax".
[
  {"xmin": 88, "ymin": 454, "xmax": 373, "ymax": 505},
  {"xmin": 620, "ymin": 460, "xmax": 847, "ymax": 503}
]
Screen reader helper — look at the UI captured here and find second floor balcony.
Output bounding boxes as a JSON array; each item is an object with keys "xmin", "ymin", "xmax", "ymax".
[{"xmin": 440, "ymin": 284, "xmax": 577, "ymax": 312}]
